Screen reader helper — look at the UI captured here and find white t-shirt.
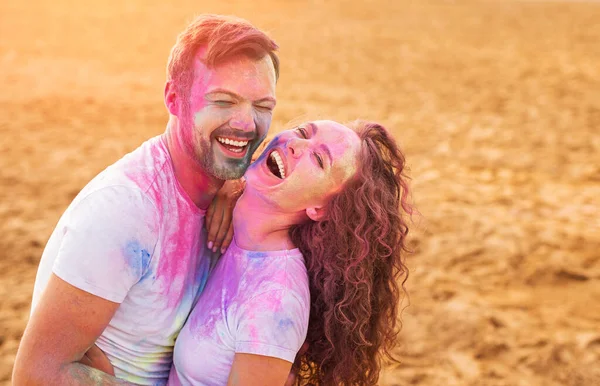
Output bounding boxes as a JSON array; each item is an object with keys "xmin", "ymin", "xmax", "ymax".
[
  {"xmin": 168, "ymin": 238, "xmax": 310, "ymax": 386},
  {"xmin": 31, "ymin": 135, "xmax": 211, "ymax": 385}
]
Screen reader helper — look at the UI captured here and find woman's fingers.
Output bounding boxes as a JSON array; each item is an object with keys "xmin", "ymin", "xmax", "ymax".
[
  {"xmin": 213, "ymin": 199, "xmax": 233, "ymax": 253},
  {"xmin": 205, "ymin": 199, "xmax": 217, "ymax": 246},
  {"xmin": 206, "ymin": 204, "xmax": 225, "ymax": 252},
  {"xmin": 206, "ymin": 179, "xmax": 245, "ymax": 252},
  {"xmin": 220, "ymin": 222, "xmax": 235, "ymax": 254}
]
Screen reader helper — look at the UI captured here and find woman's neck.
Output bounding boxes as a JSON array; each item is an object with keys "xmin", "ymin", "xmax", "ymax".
[{"xmin": 232, "ymin": 190, "xmax": 299, "ymax": 252}]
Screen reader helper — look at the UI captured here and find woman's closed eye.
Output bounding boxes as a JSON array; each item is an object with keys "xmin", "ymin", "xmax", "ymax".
[
  {"xmin": 215, "ymin": 100, "xmax": 234, "ymax": 106},
  {"xmin": 295, "ymin": 127, "xmax": 323, "ymax": 168},
  {"xmin": 297, "ymin": 127, "xmax": 308, "ymax": 138},
  {"xmin": 314, "ymin": 152, "xmax": 324, "ymax": 169}
]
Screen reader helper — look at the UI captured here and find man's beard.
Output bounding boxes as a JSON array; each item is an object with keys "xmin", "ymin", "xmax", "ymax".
[
  {"xmin": 196, "ymin": 135, "xmax": 250, "ymax": 180},
  {"xmin": 181, "ymin": 106, "xmax": 253, "ymax": 180}
]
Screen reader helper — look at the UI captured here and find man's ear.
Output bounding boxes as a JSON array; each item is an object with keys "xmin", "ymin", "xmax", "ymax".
[
  {"xmin": 306, "ymin": 206, "xmax": 326, "ymax": 222},
  {"xmin": 164, "ymin": 81, "xmax": 180, "ymax": 116}
]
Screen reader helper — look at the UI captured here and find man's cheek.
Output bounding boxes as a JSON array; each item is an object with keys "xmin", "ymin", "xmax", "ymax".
[
  {"xmin": 258, "ymin": 115, "xmax": 272, "ymax": 137},
  {"xmin": 256, "ymin": 131, "xmax": 268, "ymax": 149},
  {"xmin": 193, "ymin": 107, "xmax": 228, "ymax": 128}
]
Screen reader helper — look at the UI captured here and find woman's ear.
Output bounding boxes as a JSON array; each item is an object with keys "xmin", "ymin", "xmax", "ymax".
[{"xmin": 306, "ymin": 206, "xmax": 325, "ymax": 222}]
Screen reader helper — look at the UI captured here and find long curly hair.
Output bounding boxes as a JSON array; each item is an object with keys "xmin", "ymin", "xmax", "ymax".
[{"xmin": 289, "ymin": 120, "xmax": 413, "ymax": 385}]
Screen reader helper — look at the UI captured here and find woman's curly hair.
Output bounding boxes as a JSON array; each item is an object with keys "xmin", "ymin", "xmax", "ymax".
[{"xmin": 289, "ymin": 120, "xmax": 413, "ymax": 385}]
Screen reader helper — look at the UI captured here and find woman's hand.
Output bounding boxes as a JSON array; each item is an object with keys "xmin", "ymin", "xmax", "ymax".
[{"xmin": 205, "ymin": 178, "xmax": 245, "ymax": 254}]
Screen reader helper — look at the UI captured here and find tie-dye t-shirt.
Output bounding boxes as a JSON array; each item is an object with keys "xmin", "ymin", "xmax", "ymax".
[
  {"xmin": 168, "ymin": 238, "xmax": 310, "ymax": 386},
  {"xmin": 31, "ymin": 135, "xmax": 211, "ymax": 385}
]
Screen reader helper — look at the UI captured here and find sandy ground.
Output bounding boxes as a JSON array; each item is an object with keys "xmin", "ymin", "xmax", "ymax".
[{"xmin": 1, "ymin": 0, "xmax": 599, "ymax": 384}]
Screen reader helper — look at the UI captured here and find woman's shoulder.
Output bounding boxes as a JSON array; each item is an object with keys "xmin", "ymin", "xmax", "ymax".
[{"xmin": 241, "ymin": 251, "xmax": 309, "ymax": 304}]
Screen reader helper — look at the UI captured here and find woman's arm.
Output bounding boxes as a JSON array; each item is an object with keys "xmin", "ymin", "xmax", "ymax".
[
  {"xmin": 227, "ymin": 353, "xmax": 292, "ymax": 386},
  {"xmin": 205, "ymin": 178, "xmax": 245, "ymax": 253}
]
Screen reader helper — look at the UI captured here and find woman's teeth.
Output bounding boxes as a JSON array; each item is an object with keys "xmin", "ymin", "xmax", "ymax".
[
  {"xmin": 217, "ymin": 137, "xmax": 249, "ymax": 153},
  {"xmin": 270, "ymin": 151, "xmax": 285, "ymax": 179}
]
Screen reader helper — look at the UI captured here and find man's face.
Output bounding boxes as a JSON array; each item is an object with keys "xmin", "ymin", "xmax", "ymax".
[{"xmin": 180, "ymin": 52, "xmax": 277, "ymax": 180}]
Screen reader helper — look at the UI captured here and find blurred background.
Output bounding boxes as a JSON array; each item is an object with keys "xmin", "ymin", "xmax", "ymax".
[{"xmin": 1, "ymin": 0, "xmax": 599, "ymax": 384}]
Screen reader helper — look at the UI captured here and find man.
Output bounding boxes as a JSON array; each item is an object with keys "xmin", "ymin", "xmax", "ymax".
[{"xmin": 13, "ymin": 14, "xmax": 279, "ymax": 385}]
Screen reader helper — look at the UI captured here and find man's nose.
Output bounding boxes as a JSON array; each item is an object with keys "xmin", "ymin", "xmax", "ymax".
[{"xmin": 229, "ymin": 104, "xmax": 257, "ymax": 133}]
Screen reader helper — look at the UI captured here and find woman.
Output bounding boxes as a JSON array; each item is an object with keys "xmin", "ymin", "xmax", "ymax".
[{"xmin": 168, "ymin": 119, "xmax": 412, "ymax": 385}]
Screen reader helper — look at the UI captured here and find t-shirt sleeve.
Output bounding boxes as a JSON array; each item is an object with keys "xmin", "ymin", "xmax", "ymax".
[
  {"xmin": 234, "ymin": 289, "xmax": 309, "ymax": 363},
  {"xmin": 52, "ymin": 185, "xmax": 159, "ymax": 303}
]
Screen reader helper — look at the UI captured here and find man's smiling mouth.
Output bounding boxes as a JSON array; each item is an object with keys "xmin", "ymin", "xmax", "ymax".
[{"xmin": 216, "ymin": 136, "xmax": 249, "ymax": 153}]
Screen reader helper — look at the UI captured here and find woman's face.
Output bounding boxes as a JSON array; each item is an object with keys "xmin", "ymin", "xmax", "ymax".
[{"xmin": 244, "ymin": 120, "xmax": 361, "ymax": 215}]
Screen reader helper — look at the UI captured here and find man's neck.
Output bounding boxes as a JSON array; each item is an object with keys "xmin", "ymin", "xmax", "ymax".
[
  {"xmin": 163, "ymin": 125, "xmax": 223, "ymax": 210},
  {"xmin": 232, "ymin": 190, "xmax": 302, "ymax": 252}
]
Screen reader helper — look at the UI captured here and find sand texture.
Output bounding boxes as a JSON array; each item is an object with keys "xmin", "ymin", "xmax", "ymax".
[{"xmin": 1, "ymin": 0, "xmax": 599, "ymax": 384}]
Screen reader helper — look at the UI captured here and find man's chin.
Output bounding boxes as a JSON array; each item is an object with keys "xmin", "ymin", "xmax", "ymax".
[{"xmin": 211, "ymin": 163, "xmax": 248, "ymax": 181}]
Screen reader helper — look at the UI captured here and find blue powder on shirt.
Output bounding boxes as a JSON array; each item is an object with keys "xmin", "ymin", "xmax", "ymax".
[{"xmin": 123, "ymin": 240, "xmax": 151, "ymax": 277}]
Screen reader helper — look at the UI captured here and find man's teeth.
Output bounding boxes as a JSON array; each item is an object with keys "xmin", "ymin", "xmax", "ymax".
[
  {"xmin": 270, "ymin": 151, "xmax": 285, "ymax": 179},
  {"xmin": 217, "ymin": 137, "xmax": 249, "ymax": 148}
]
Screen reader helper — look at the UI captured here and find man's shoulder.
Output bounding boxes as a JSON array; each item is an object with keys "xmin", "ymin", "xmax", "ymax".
[{"xmin": 79, "ymin": 136, "xmax": 171, "ymax": 201}]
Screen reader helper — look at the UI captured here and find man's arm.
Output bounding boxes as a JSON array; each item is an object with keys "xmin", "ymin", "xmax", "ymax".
[{"xmin": 13, "ymin": 274, "xmax": 134, "ymax": 385}]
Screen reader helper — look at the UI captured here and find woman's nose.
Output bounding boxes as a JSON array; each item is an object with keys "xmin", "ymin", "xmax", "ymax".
[{"xmin": 286, "ymin": 137, "xmax": 309, "ymax": 158}]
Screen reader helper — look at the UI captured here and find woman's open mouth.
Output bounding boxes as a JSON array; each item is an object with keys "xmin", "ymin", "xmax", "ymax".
[{"xmin": 266, "ymin": 149, "xmax": 286, "ymax": 179}]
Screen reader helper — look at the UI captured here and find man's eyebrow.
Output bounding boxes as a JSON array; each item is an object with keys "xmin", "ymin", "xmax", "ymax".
[
  {"xmin": 205, "ymin": 88, "xmax": 276, "ymax": 104},
  {"xmin": 205, "ymin": 89, "xmax": 240, "ymax": 98},
  {"xmin": 307, "ymin": 123, "xmax": 332, "ymax": 167}
]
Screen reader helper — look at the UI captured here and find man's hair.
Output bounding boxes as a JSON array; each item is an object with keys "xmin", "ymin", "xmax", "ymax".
[{"xmin": 166, "ymin": 14, "xmax": 279, "ymax": 100}]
